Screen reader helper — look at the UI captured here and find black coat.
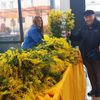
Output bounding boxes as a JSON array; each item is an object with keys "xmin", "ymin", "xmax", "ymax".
[{"xmin": 70, "ymin": 19, "xmax": 100, "ymax": 64}]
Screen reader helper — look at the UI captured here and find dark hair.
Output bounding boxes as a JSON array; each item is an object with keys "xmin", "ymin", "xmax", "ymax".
[{"xmin": 33, "ymin": 16, "xmax": 44, "ymax": 38}]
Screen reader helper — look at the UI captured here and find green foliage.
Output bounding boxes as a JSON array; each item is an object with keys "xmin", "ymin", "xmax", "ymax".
[
  {"xmin": 64, "ymin": 9, "xmax": 75, "ymax": 32},
  {"xmin": 48, "ymin": 10, "xmax": 62, "ymax": 38},
  {"xmin": 48, "ymin": 10, "xmax": 75, "ymax": 37}
]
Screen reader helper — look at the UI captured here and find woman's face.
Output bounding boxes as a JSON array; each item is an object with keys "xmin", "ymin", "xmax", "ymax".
[{"xmin": 36, "ymin": 18, "xmax": 43, "ymax": 27}]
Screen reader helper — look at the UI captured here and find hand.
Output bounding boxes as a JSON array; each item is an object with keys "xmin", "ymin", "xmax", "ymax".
[
  {"xmin": 66, "ymin": 32, "xmax": 71, "ymax": 37},
  {"xmin": 99, "ymin": 45, "xmax": 100, "ymax": 52}
]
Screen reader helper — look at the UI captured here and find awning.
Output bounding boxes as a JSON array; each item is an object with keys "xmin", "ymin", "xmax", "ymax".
[{"xmin": 0, "ymin": 6, "xmax": 51, "ymax": 18}]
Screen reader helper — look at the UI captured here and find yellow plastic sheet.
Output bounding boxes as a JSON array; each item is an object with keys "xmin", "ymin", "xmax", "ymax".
[{"xmin": 36, "ymin": 59, "xmax": 86, "ymax": 100}]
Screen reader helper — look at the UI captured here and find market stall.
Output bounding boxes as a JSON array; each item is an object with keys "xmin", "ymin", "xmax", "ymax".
[
  {"xmin": 0, "ymin": 37, "xmax": 86, "ymax": 100},
  {"xmin": 0, "ymin": 5, "xmax": 87, "ymax": 99}
]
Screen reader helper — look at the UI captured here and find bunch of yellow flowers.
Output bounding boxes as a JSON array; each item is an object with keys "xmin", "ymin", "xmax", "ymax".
[
  {"xmin": 48, "ymin": 9, "xmax": 75, "ymax": 37},
  {"xmin": 0, "ymin": 37, "xmax": 79, "ymax": 100},
  {"xmin": 64, "ymin": 9, "xmax": 75, "ymax": 33},
  {"xmin": 48, "ymin": 10, "xmax": 62, "ymax": 37}
]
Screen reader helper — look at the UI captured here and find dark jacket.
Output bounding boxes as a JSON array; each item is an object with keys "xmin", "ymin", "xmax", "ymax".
[
  {"xmin": 22, "ymin": 25, "xmax": 43, "ymax": 50},
  {"xmin": 70, "ymin": 19, "xmax": 100, "ymax": 64}
]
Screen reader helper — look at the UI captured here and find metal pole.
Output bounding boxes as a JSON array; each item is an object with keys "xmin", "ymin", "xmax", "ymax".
[{"xmin": 18, "ymin": 0, "xmax": 24, "ymax": 42}]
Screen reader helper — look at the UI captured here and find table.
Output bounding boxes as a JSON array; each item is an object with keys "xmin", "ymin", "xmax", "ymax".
[{"xmin": 36, "ymin": 58, "xmax": 86, "ymax": 100}]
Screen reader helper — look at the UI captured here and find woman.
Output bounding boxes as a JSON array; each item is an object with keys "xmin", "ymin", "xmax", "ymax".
[{"xmin": 22, "ymin": 16, "xmax": 44, "ymax": 50}]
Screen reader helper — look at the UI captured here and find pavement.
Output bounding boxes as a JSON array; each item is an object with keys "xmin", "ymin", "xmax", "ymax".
[{"xmin": 86, "ymin": 77, "xmax": 100, "ymax": 100}]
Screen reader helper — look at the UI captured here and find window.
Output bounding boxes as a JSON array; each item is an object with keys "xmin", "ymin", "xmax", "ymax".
[
  {"xmin": 0, "ymin": 0, "xmax": 50, "ymax": 43},
  {"xmin": 0, "ymin": 0, "xmax": 22, "ymax": 42},
  {"xmin": 31, "ymin": 0, "xmax": 34, "ymax": 6},
  {"xmin": 85, "ymin": 0, "xmax": 100, "ymax": 12},
  {"xmin": 1, "ymin": 1, "xmax": 6, "ymax": 9},
  {"xmin": 10, "ymin": 1, "xmax": 14, "ymax": 9}
]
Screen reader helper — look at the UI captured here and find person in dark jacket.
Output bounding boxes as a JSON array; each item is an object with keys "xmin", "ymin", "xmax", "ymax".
[
  {"xmin": 22, "ymin": 16, "xmax": 44, "ymax": 50},
  {"xmin": 69, "ymin": 10, "xmax": 100, "ymax": 97}
]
